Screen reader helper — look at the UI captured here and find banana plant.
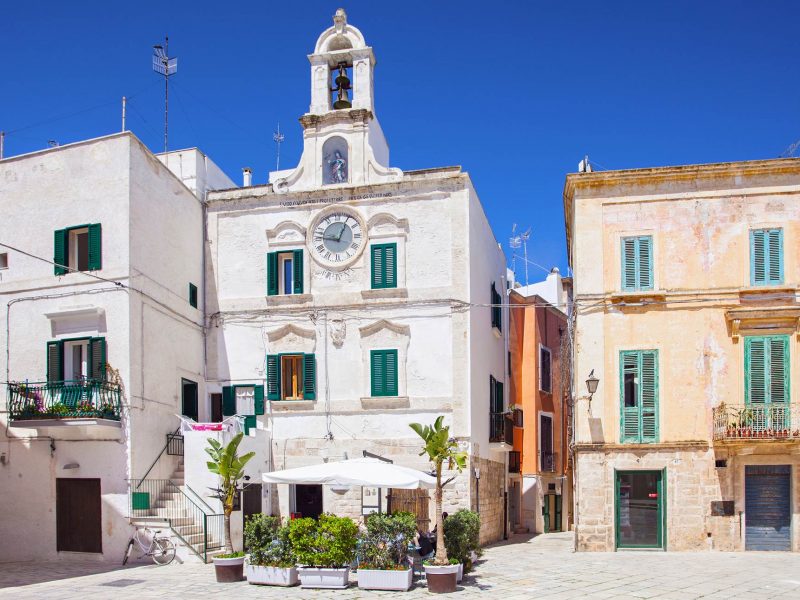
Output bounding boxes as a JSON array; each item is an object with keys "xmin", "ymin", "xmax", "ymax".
[
  {"xmin": 206, "ymin": 432, "xmax": 256, "ymax": 554},
  {"xmin": 410, "ymin": 416, "xmax": 467, "ymax": 566}
]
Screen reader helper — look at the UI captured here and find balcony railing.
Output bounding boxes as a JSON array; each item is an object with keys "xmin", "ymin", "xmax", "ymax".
[
  {"xmin": 490, "ymin": 413, "xmax": 514, "ymax": 446},
  {"xmin": 541, "ymin": 451, "xmax": 558, "ymax": 472},
  {"xmin": 7, "ymin": 379, "xmax": 122, "ymax": 422},
  {"xmin": 509, "ymin": 451, "xmax": 521, "ymax": 473},
  {"xmin": 712, "ymin": 403, "xmax": 800, "ymax": 441}
]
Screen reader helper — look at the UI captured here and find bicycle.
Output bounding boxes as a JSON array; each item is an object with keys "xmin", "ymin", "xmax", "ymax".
[{"xmin": 123, "ymin": 526, "xmax": 176, "ymax": 566}]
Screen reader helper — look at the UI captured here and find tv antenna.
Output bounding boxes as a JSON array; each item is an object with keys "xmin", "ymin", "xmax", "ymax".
[
  {"xmin": 152, "ymin": 37, "xmax": 178, "ymax": 154},
  {"xmin": 509, "ymin": 224, "xmax": 532, "ymax": 286},
  {"xmin": 781, "ymin": 139, "xmax": 800, "ymax": 158},
  {"xmin": 273, "ymin": 123, "xmax": 285, "ymax": 171}
]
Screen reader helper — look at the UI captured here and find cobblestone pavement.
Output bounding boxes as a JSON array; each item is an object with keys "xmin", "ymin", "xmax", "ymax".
[{"xmin": 2, "ymin": 533, "xmax": 800, "ymax": 599}]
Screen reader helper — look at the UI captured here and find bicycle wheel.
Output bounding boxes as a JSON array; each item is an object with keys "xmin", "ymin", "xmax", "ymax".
[
  {"xmin": 122, "ymin": 538, "xmax": 135, "ymax": 566},
  {"xmin": 152, "ymin": 538, "xmax": 176, "ymax": 566}
]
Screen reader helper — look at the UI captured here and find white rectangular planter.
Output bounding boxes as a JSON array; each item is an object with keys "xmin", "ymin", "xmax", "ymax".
[
  {"xmin": 245, "ymin": 564, "xmax": 298, "ymax": 586},
  {"xmin": 357, "ymin": 568, "xmax": 413, "ymax": 591},
  {"xmin": 297, "ymin": 566, "xmax": 350, "ymax": 589},
  {"xmin": 457, "ymin": 562, "xmax": 463, "ymax": 582}
]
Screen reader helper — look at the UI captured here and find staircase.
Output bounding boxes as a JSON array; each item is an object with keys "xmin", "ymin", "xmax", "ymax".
[{"xmin": 129, "ymin": 432, "xmax": 225, "ymax": 563}]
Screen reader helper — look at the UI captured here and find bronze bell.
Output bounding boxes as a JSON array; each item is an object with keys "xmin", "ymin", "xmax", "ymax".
[{"xmin": 332, "ymin": 63, "xmax": 352, "ymax": 110}]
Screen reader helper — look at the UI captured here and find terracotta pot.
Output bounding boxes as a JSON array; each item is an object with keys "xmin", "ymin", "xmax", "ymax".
[
  {"xmin": 425, "ymin": 564, "xmax": 459, "ymax": 593},
  {"xmin": 213, "ymin": 556, "xmax": 245, "ymax": 582}
]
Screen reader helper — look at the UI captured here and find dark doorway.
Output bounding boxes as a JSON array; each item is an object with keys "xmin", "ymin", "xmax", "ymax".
[
  {"xmin": 294, "ymin": 484, "xmax": 323, "ymax": 519},
  {"xmin": 181, "ymin": 379, "xmax": 198, "ymax": 421},
  {"xmin": 243, "ymin": 484, "xmax": 262, "ymax": 521},
  {"xmin": 210, "ymin": 393, "xmax": 223, "ymax": 423},
  {"xmin": 615, "ymin": 470, "xmax": 664, "ymax": 549},
  {"xmin": 56, "ymin": 478, "xmax": 102, "ymax": 553}
]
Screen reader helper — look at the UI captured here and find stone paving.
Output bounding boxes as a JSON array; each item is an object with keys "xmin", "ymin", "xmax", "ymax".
[{"xmin": 2, "ymin": 533, "xmax": 800, "ymax": 599}]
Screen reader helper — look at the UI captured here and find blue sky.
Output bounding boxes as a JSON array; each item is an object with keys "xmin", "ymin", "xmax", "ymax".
[{"xmin": 2, "ymin": 1, "xmax": 799, "ymax": 279}]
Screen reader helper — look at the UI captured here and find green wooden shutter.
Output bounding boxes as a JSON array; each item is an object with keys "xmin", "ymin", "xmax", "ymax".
[
  {"xmin": 385, "ymin": 350, "xmax": 398, "ymax": 396},
  {"xmin": 303, "ymin": 354, "xmax": 317, "ymax": 400},
  {"xmin": 621, "ymin": 238, "xmax": 637, "ymax": 291},
  {"xmin": 769, "ymin": 336, "xmax": 789, "ymax": 404},
  {"xmin": 620, "ymin": 352, "xmax": 641, "ymax": 442},
  {"xmin": 266, "ymin": 354, "xmax": 280, "ymax": 400},
  {"xmin": 189, "ymin": 283, "xmax": 198, "ymax": 308},
  {"xmin": 640, "ymin": 350, "xmax": 658, "ymax": 442},
  {"xmin": 371, "ymin": 350, "xmax": 385, "ymax": 396},
  {"xmin": 89, "ymin": 337, "xmax": 106, "ymax": 381},
  {"xmin": 767, "ymin": 229, "xmax": 783, "ymax": 285},
  {"xmin": 54, "ymin": 229, "xmax": 68, "ymax": 275},
  {"xmin": 637, "ymin": 236, "xmax": 653, "ymax": 290},
  {"xmin": 254, "ymin": 385, "xmax": 265, "ymax": 415},
  {"xmin": 267, "ymin": 252, "xmax": 279, "ymax": 296},
  {"xmin": 371, "ymin": 245, "xmax": 384, "ymax": 289},
  {"xmin": 293, "ymin": 249, "xmax": 304, "ymax": 294},
  {"xmin": 384, "ymin": 244, "xmax": 397, "ymax": 288},
  {"xmin": 87, "ymin": 223, "xmax": 102, "ymax": 270},
  {"xmin": 222, "ymin": 386, "xmax": 235, "ymax": 416},
  {"xmin": 243, "ymin": 414, "xmax": 256, "ymax": 435},
  {"xmin": 751, "ymin": 230, "xmax": 767, "ymax": 285},
  {"xmin": 746, "ymin": 337, "xmax": 768, "ymax": 405},
  {"xmin": 47, "ymin": 340, "xmax": 64, "ymax": 382}
]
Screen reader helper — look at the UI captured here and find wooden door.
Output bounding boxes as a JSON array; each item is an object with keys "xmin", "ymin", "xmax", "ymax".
[
  {"xmin": 388, "ymin": 488, "xmax": 430, "ymax": 532},
  {"xmin": 56, "ymin": 478, "xmax": 102, "ymax": 553}
]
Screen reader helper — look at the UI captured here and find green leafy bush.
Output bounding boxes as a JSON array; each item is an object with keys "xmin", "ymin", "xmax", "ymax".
[
  {"xmin": 289, "ymin": 514, "xmax": 358, "ymax": 568},
  {"xmin": 358, "ymin": 511, "xmax": 417, "ymax": 570},
  {"xmin": 443, "ymin": 509, "xmax": 481, "ymax": 568},
  {"xmin": 244, "ymin": 514, "xmax": 295, "ymax": 568},
  {"xmin": 216, "ymin": 551, "xmax": 245, "ymax": 559}
]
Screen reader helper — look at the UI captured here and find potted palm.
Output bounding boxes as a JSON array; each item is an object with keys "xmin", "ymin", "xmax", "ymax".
[
  {"xmin": 410, "ymin": 416, "xmax": 467, "ymax": 593},
  {"xmin": 244, "ymin": 514, "xmax": 298, "ymax": 586},
  {"xmin": 206, "ymin": 432, "xmax": 255, "ymax": 582},
  {"xmin": 357, "ymin": 512, "xmax": 417, "ymax": 591},
  {"xmin": 289, "ymin": 513, "xmax": 358, "ymax": 589}
]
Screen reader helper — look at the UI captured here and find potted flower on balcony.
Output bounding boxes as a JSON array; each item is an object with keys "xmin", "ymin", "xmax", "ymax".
[
  {"xmin": 410, "ymin": 416, "xmax": 468, "ymax": 593},
  {"xmin": 244, "ymin": 514, "xmax": 298, "ymax": 586},
  {"xmin": 356, "ymin": 511, "xmax": 417, "ymax": 591},
  {"xmin": 206, "ymin": 432, "xmax": 255, "ymax": 582},
  {"xmin": 443, "ymin": 509, "xmax": 482, "ymax": 581},
  {"xmin": 289, "ymin": 514, "xmax": 358, "ymax": 589}
]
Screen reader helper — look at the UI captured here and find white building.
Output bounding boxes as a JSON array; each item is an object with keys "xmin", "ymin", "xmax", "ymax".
[
  {"xmin": 204, "ymin": 9, "xmax": 510, "ymax": 544},
  {"xmin": 0, "ymin": 133, "xmax": 233, "ymax": 562}
]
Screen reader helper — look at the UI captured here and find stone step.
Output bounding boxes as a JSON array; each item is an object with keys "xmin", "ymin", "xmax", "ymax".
[{"xmin": 174, "ymin": 524, "xmax": 204, "ymax": 536}]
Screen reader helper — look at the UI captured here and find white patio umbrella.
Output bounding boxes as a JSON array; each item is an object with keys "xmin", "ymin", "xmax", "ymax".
[{"xmin": 261, "ymin": 457, "xmax": 439, "ymax": 489}]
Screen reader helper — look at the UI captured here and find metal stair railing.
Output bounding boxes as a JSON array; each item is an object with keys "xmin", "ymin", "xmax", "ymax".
[{"xmin": 129, "ymin": 478, "xmax": 224, "ymax": 563}]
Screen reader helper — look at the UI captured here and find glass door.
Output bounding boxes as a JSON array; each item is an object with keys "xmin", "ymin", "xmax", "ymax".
[{"xmin": 616, "ymin": 470, "xmax": 664, "ymax": 549}]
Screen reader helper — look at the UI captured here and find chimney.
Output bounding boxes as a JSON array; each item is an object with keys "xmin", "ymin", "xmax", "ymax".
[{"xmin": 242, "ymin": 167, "xmax": 252, "ymax": 187}]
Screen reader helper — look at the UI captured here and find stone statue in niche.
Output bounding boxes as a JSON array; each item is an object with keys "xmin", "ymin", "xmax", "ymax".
[
  {"xmin": 328, "ymin": 151, "xmax": 347, "ymax": 183},
  {"xmin": 322, "ymin": 136, "xmax": 348, "ymax": 185}
]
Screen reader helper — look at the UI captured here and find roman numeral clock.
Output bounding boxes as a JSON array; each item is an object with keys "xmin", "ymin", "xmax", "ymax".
[{"xmin": 308, "ymin": 207, "xmax": 367, "ymax": 278}]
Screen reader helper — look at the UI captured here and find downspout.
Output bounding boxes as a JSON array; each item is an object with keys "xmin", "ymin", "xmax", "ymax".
[{"xmin": 502, "ymin": 269, "xmax": 509, "ymax": 539}]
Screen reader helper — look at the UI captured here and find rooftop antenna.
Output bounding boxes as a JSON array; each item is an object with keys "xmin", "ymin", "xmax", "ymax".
[
  {"xmin": 152, "ymin": 37, "xmax": 177, "ymax": 154},
  {"xmin": 781, "ymin": 139, "xmax": 800, "ymax": 158},
  {"xmin": 510, "ymin": 225, "xmax": 532, "ymax": 286},
  {"xmin": 273, "ymin": 123, "xmax": 285, "ymax": 171}
]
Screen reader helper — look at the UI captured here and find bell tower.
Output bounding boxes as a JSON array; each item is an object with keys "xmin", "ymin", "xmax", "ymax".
[{"xmin": 271, "ymin": 8, "xmax": 401, "ymax": 194}]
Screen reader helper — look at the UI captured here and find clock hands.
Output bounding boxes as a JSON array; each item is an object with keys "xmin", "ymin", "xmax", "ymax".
[{"xmin": 336, "ymin": 223, "xmax": 347, "ymax": 242}]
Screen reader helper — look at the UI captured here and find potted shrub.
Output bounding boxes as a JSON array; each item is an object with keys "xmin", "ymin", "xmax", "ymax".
[
  {"xmin": 357, "ymin": 511, "xmax": 417, "ymax": 591},
  {"xmin": 244, "ymin": 514, "xmax": 298, "ymax": 586},
  {"xmin": 206, "ymin": 432, "xmax": 255, "ymax": 582},
  {"xmin": 410, "ymin": 416, "xmax": 467, "ymax": 593},
  {"xmin": 290, "ymin": 513, "xmax": 358, "ymax": 589},
  {"xmin": 443, "ymin": 509, "xmax": 482, "ymax": 581}
]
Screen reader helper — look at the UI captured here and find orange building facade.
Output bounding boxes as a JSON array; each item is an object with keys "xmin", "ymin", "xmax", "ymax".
[{"xmin": 508, "ymin": 286, "xmax": 572, "ymax": 534}]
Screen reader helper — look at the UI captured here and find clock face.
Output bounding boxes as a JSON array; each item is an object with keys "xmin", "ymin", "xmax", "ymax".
[{"xmin": 311, "ymin": 211, "xmax": 364, "ymax": 267}]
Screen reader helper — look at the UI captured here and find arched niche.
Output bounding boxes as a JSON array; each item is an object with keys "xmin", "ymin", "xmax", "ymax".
[{"xmin": 322, "ymin": 136, "xmax": 349, "ymax": 185}]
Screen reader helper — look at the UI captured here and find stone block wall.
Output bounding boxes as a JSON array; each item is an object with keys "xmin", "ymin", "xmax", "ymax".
[{"xmin": 471, "ymin": 455, "xmax": 506, "ymax": 545}]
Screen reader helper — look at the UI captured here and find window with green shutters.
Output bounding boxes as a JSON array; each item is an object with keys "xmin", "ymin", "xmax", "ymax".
[
  {"xmin": 46, "ymin": 337, "xmax": 106, "ymax": 381},
  {"xmin": 221, "ymin": 384, "xmax": 265, "ymax": 435},
  {"xmin": 619, "ymin": 350, "xmax": 659, "ymax": 443},
  {"xmin": 490, "ymin": 283, "xmax": 502, "ymax": 331},
  {"xmin": 265, "ymin": 353, "xmax": 316, "ymax": 401},
  {"xmin": 54, "ymin": 224, "xmax": 102, "ymax": 275},
  {"xmin": 266, "ymin": 249, "xmax": 304, "ymax": 296},
  {"xmin": 370, "ymin": 243, "xmax": 397, "ymax": 289},
  {"xmin": 745, "ymin": 336, "xmax": 789, "ymax": 405},
  {"xmin": 750, "ymin": 228, "xmax": 783, "ymax": 286},
  {"xmin": 621, "ymin": 236, "xmax": 653, "ymax": 292},
  {"xmin": 189, "ymin": 283, "xmax": 198, "ymax": 308},
  {"xmin": 370, "ymin": 349, "xmax": 398, "ymax": 397}
]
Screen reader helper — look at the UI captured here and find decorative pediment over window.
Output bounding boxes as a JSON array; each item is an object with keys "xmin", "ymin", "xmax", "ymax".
[
  {"xmin": 358, "ymin": 319, "xmax": 410, "ymax": 339},
  {"xmin": 725, "ymin": 307, "xmax": 800, "ymax": 342},
  {"xmin": 266, "ymin": 324, "xmax": 316, "ymax": 353},
  {"xmin": 367, "ymin": 212, "xmax": 409, "ymax": 236},
  {"xmin": 266, "ymin": 221, "xmax": 307, "ymax": 247}
]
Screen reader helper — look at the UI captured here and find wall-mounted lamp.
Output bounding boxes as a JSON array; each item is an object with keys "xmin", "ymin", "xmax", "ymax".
[
  {"xmin": 585, "ymin": 369, "xmax": 600, "ymax": 411},
  {"xmin": 63, "ymin": 462, "xmax": 80, "ymax": 470}
]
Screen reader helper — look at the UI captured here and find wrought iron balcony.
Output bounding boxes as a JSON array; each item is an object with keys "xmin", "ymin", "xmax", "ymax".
[
  {"xmin": 509, "ymin": 450, "xmax": 521, "ymax": 473},
  {"xmin": 712, "ymin": 402, "xmax": 800, "ymax": 441},
  {"xmin": 489, "ymin": 412, "xmax": 514, "ymax": 448},
  {"xmin": 541, "ymin": 451, "xmax": 558, "ymax": 472},
  {"xmin": 7, "ymin": 379, "xmax": 122, "ymax": 425}
]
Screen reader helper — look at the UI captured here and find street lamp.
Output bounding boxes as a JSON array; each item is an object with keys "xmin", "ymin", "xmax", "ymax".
[{"xmin": 585, "ymin": 369, "xmax": 599, "ymax": 411}]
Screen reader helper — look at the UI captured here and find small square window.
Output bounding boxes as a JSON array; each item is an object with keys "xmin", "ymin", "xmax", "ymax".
[{"xmin": 0, "ymin": 253, "xmax": 7, "ymax": 269}]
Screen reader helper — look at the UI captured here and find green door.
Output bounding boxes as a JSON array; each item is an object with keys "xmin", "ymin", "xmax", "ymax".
[
  {"xmin": 616, "ymin": 470, "xmax": 665, "ymax": 549},
  {"xmin": 543, "ymin": 495, "xmax": 550, "ymax": 533},
  {"xmin": 543, "ymin": 494, "xmax": 562, "ymax": 533}
]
